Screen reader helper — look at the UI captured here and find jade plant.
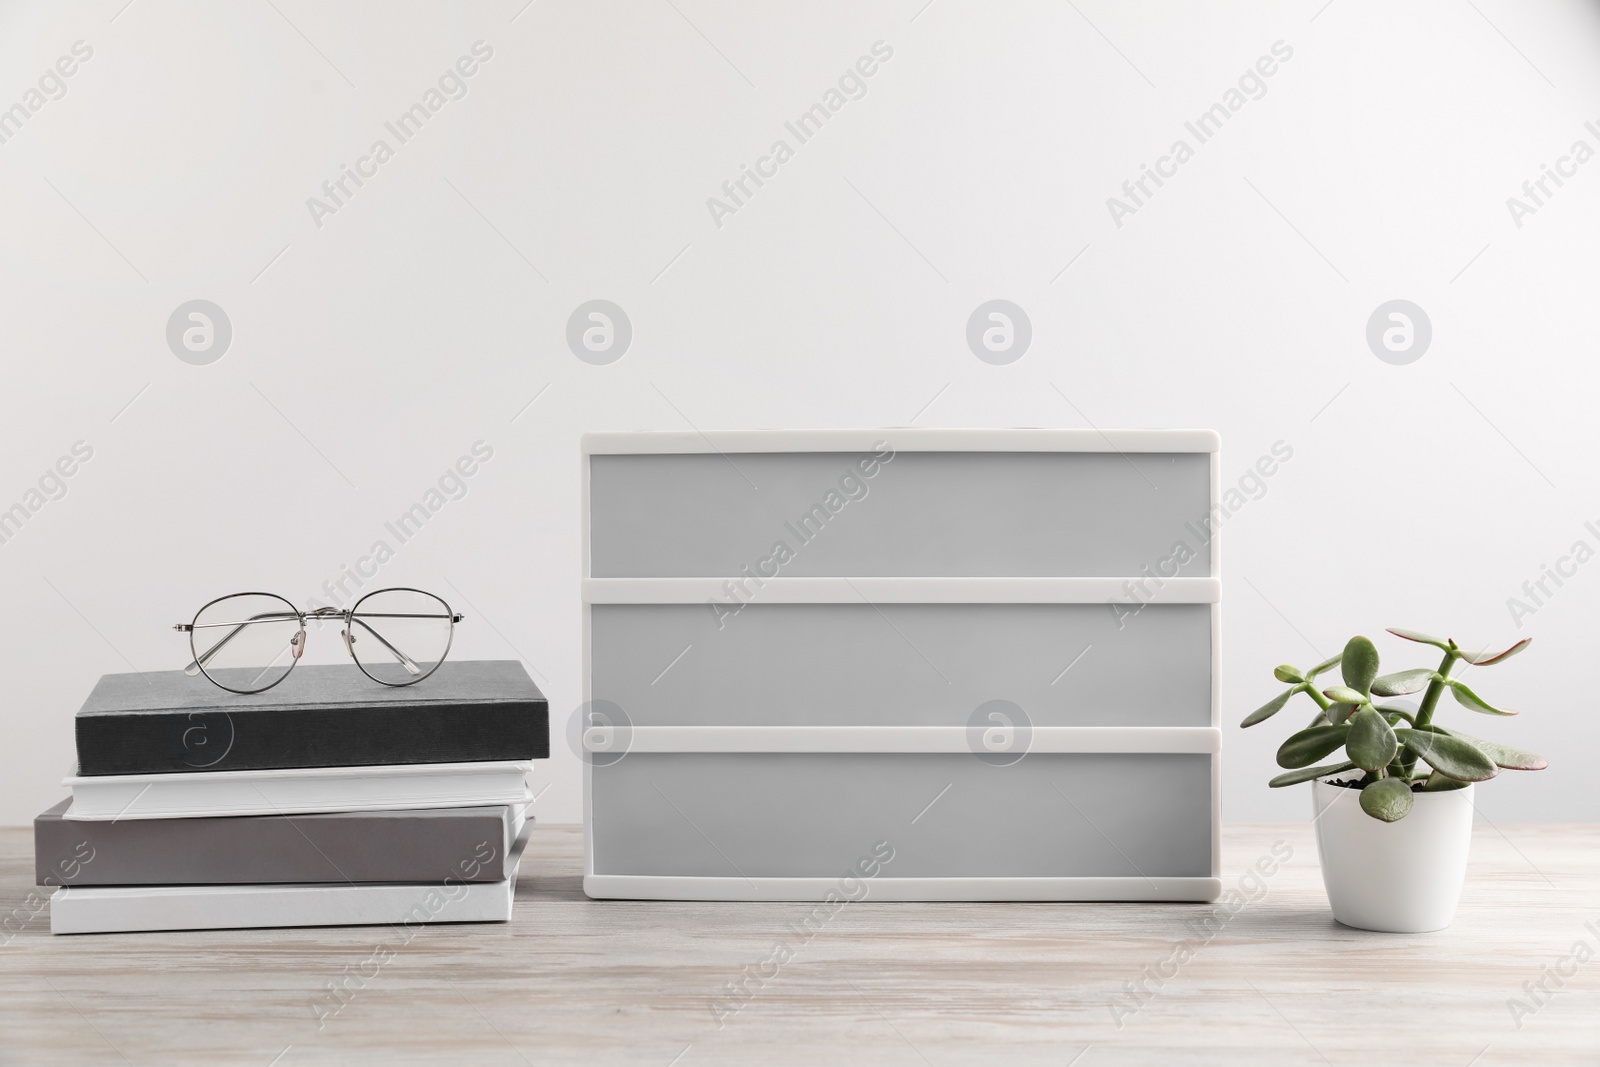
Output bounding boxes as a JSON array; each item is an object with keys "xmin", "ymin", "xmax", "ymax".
[{"xmin": 1241, "ymin": 629, "xmax": 1547, "ymax": 822}]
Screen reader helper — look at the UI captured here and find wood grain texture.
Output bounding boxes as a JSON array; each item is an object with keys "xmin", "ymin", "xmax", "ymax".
[{"xmin": 1, "ymin": 823, "xmax": 1596, "ymax": 1066}]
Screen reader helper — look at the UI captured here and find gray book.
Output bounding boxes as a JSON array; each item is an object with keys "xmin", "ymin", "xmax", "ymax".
[{"xmin": 34, "ymin": 798, "xmax": 525, "ymax": 887}]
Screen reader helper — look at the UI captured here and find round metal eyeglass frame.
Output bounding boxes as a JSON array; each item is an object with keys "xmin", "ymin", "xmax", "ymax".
[{"xmin": 174, "ymin": 587, "xmax": 464, "ymax": 695}]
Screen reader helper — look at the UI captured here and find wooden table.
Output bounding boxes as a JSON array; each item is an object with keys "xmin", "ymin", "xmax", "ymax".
[{"xmin": 1, "ymin": 824, "xmax": 1595, "ymax": 1065}]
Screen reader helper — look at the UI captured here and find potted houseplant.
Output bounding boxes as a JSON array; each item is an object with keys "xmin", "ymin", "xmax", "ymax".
[{"xmin": 1241, "ymin": 628, "xmax": 1547, "ymax": 932}]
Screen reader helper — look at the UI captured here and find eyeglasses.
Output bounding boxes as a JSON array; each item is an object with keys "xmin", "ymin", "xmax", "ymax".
[{"xmin": 174, "ymin": 588, "xmax": 464, "ymax": 694}]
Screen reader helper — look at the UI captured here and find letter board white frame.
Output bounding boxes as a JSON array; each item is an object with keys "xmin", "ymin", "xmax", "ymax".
[{"xmin": 581, "ymin": 428, "xmax": 1222, "ymax": 901}]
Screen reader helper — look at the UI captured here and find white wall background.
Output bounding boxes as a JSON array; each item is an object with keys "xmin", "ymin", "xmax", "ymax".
[{"xmin": 1, "ymin": 0, "xmax": 1597, "ymax": 827}]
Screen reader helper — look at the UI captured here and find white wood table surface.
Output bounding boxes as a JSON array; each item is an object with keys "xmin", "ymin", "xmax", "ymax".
[{"xmin": 1, "ymin": 823, "xmax": 1595, "ymax": 1066}]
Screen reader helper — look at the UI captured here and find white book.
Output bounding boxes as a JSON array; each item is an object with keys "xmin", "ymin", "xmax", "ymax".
[
  {"xmin": 50, "ymin": 821, "xmax": 532, "ymax": 934},
  {"xmin": 63, "ymin": 760, "xmax": 533, "ymax": 821}
]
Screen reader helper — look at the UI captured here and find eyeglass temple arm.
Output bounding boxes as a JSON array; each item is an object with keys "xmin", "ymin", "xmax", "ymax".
[
  {"xmin": 178, "ymin": 611, "xmax": 301, "ymax": 676},
  {"xmin": 345, "ymin": 610, "xmax": 461, "ymax": 674},
  {"xmin": 348, "ymin": 615, "xmax": 423, "ymax": 676}
]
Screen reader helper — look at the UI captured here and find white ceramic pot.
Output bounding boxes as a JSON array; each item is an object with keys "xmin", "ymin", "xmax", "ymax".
[{"xmin": 1311, "ymin": 779, "xmax": 1475, "ymax": 933}]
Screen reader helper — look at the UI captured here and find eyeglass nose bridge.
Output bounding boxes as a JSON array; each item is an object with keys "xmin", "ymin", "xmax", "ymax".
[{"xmin": 341, "ymin": 627, "xmax": 356, "ymax": 658}]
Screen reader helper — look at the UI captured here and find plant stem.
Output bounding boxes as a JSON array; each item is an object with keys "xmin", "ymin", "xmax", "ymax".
[
  {"xmin": 1300, "ymin": 683, "xmax": 1333, "ymax": 728},
  {"xmin": 1397, "ymin": 648, "xmax": 1458, "ymax": 778}
]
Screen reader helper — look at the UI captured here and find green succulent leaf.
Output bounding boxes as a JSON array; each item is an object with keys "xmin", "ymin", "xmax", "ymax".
[
  {"xmin": 1307, "ymin": 653, "xmax": 1343, "ymax": 678},
  {"xmin": 1370, "ymin": 669, "xmax": 1438, "ymax": 696},
  {"xmin": 1421, "ymin": 770, "xmax": 1471, "ymax": 792},
  {"xmin": 1346, "ymin": 706, "xmax": 1399, "ymax": 773},
  {"xmin": 1445, "ymin": 678, "xmax": 1517, "ymax": 716},
  {"xmin": 1341, "ymin": 636, "xmax": 1380, "ymax": 697},
  {"xmin": 1375, "ymin": 703, "xmax": 1417, "ymax": 725},
  {"xmin": 1387, "ymin": 628, "xmax": 1451, "ymax": 650},
  {"xmin": 1323, "ymin": 685, "xmax": 1369, "ymax": 705},
  {"xmin": 1325, "ymin": 702, "xmax": 1358, "ymax": 726},
  {"xmin": 1276, "ymin": 724, "xmax": 1351, "ymax": 769},
  {"xmin": 1456, "ymin": 638, "xmax": 1532, "ymax": 666},
  {"xmin": 1269, "ymin": 760, "xmax": 1357, "ymax": 787},
  {"xmin": 1241, "ymin": 684, "xmax": 1304, "ymax": 728},
  {"xmin": 1360, "ymin": 777, "xmax": 1416, "ymax": 822},
  {"xmin": 1435, "ymin": 728, "xmax": 1548, "ymax": 771},
  {"xmin": 1273, "ymin": 664, "xmax": 1306, "ymax": 684},
  {"xmin": 1396, "ymin": 727, "xmax": 1499, "ymax": 782}
]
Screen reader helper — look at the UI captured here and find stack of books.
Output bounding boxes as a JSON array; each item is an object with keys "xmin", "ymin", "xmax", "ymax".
[{"xmin": 35, "ymin": 660, "xmax": 548, "ymax": 934}]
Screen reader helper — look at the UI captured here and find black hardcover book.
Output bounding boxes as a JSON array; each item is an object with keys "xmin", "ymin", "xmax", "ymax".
[{"xmin": 74, "ymin": 660, "xmax": 548, "ymax": 776}]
